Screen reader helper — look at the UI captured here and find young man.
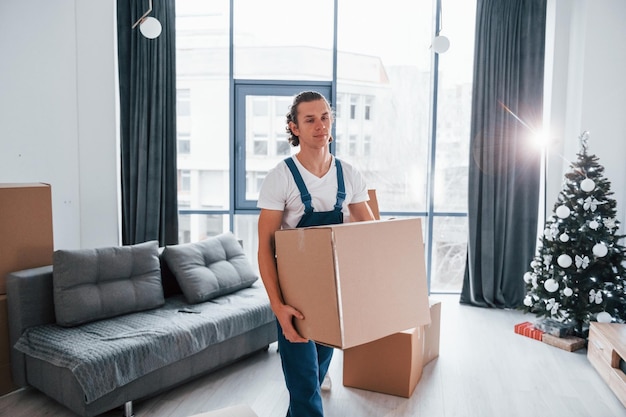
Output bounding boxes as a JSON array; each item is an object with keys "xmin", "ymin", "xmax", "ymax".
[{"xmin": 257, "ymin": 91, "xmax": 374, "ymax": 416}]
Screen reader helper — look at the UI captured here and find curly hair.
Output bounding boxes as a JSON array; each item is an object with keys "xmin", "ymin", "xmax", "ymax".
[{"xmin": 285, "ymin": 91, "xmax": 334, "ymax": 147}]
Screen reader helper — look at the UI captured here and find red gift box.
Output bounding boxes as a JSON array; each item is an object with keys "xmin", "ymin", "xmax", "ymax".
[{"xmin": 514, "ymin": 321, "xmax": 544, "ymax": 341}]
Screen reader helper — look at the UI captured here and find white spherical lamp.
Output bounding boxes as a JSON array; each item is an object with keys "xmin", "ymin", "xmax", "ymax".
[
  {"xmin": 140, "ymin": 17, "xmax": 162, "ymax": 39},
  {"xmin": 432, "ymin": 35, "xmax": 450, "ymax": 53}
]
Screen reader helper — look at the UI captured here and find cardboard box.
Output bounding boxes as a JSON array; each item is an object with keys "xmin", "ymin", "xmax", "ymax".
[
  {"xmin": 342, "ymin": 299, "xmax": 441, "ymax": 398},
  {"xmin": 343, "ymin": 326, "xmax": 425, "ymax": 397},
  {"xmin": 0, "ymin": 183, "xmax": 54, "ymax": 295},
  {"xmin": 542, "ymin": 333, "xmax": 586, "ymax": 352},
  {"xmin": 0, "ymin": 296, "xmax": 16, "ymax": 394},
  {"xmin": 275, "ymin": 218, "xmax": 430, "ymax": 349},
  {"xmin": 0, "ymin": 183, "xmax": 53, "ymax": 395},
  {"xmin": 424, "ymin": 300, "xmax": 441, "ymax": 365}
]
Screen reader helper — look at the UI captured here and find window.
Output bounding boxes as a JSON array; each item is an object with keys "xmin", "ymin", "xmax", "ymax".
[
  {"xmin": 349, "ymin": 96, "xmax": 357, "ymax": 120},
  {"xmin": 364, "ymin": 97, "xmax": 372, "ymax": 121},
  {"xmin": 175, "ymin": 0, "xmax": 476, "ymax": 294},
  {"xmin": 178, "ymin": 132, "xmax": 191, "ymax": 154}
]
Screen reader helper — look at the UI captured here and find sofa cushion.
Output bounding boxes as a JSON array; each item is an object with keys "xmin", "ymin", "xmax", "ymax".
[
  {"xmin": 53, "ymin": 241, "xmax": 164, "ymax": 327},
  {"xmin": 162, "ymin": 232, "xmax": 258, "ymax": 304}
]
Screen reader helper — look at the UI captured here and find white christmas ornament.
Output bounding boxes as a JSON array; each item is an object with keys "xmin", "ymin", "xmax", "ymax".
[
  {"xmin": 559, "ymin": 233, "xmax": 570, "ymax": 242},
  {"xmin": 592, "ymin": 243, "xmax": 608, "ymax": 257},
  {"xmin": 557, "ymin": 254, "xmax": 572, "ymax": 268},
  {"xmin": 546, "ymin": 298, "xmax": 560, "ymax": 315},
  {"xmin": 556, "ymin": 205, "xmax": 571, "ymax": 219},
  {"xmin": 523, "ymin": 295, "xmax": 533, "ymax": 307},
  {"xmin": 596, "ymin": 312, "xmax": 613, "ymax": 323},
  {"xmin": 589, "ymin": 289, "xmax": 603, "ymax": 304},
  {"xmin": 523, "ymin": 272, "xmax": 533, "ymax": 283},
  {"xmin": 563, "ymin": 287, "xmax": 573, "ymax": 297},
  {"xmin": 544, "ymin": 278, "xmax": 559, "ymax": 293},
  {"xmin": 580, "ymin": 178, "xmax": 596, "ymax": 192},
  {"xmin": 575, "ymin": 255, "xmax": 590, "ymax": 269},
  {"xmin": 589, "ymin": 220, "xmax": 600, "ymax": 230}
]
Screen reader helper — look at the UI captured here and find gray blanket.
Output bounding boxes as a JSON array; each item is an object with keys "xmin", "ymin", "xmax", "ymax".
[{"xmin": 14, "ymin": 282, "xmax": 274, "ymax": 404}]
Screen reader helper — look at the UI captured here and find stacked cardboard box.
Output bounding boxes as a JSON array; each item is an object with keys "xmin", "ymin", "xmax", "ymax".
[
  {"xmin": 275, "ymin": 217, "xmax": 438, "ymax": 397},
  {"xmin": 275, "ymin": 218, "xmax": 431, "ymax": 349},
  {"xmin": 0, "ymin": 183, "xmax": 54, "ymax": 395},
  {"xmin": 342, "ymin": 300, "xmax": 442, "ymax": 398}
]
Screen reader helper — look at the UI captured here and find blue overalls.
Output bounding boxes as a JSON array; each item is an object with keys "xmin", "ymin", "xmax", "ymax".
[{"xmin": 278, "ymin": 156, "xmax": 346, "ymax": 417}]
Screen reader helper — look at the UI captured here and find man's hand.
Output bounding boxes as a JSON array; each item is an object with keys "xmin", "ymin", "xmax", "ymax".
[{"xmin": 274, "ymin": 303, "xmax": 308, "ymax": 343}]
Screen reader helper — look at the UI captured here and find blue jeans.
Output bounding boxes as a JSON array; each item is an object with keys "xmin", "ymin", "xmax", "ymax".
[{"xmin": 276, "ymin": 320, "xmax": 334, "ymax": 417}]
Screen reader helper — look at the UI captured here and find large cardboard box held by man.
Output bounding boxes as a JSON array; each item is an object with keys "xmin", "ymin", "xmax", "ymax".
[{"xmin": 274, "ymin": 218, "xmax": 430, "ymax": 349}]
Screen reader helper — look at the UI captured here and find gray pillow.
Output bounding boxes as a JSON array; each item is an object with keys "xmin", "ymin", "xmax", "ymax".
[
  {"xmin": 162, "ymin": 232, "xmax": 258, "ymax": 304},
  {"xmin": 53, "ymin": 240, "xmax": 164, "ymax": 327}
]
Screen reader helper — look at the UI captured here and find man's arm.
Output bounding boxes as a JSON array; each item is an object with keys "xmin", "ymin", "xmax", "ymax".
[
  {"xmin": 257, "ymin": 209, "xmax": 308, "ymax": 343},
  {"xmin": 349, "ymin": 201, "xmax": 376, "ymax": 222}
]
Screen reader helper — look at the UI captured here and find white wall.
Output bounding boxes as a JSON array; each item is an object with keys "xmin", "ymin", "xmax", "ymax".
[
  {"xmin": 545, "ymin": 0, "xmax": 626, "ymax": 227},
  {"xmin": 1, "ymin": 0, "xmax": 625, "ymax": 250},
  {"xmin": 0, "ymin": 0, "xmax": 119, "ymax": 250}
]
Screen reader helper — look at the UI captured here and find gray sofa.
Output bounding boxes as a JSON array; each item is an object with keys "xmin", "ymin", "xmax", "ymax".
[{"xmin": 7, "ymin": 233, "xmax": 277, "ymax": 417}]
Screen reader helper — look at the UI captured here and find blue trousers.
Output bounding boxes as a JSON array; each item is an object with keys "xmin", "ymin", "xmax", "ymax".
[{"xmin": 276, "ymin": 320, "xmax": 334, "ymax": 417}]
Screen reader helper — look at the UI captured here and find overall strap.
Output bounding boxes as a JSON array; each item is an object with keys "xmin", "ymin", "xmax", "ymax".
[
  {"xmin": 334, "ymin": 159, "xmax": 346, "ymax": 211},
  {"xmin": 284, "ymin": 157, "xmax": 346, "ymax": 214},
  {"xmin": 284, "ymin": 157, "xmax": 313, "ymax": 214}
]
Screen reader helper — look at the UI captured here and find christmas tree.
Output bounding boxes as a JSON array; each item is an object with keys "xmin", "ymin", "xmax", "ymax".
[{"xmin": 521, "ymin": 132, "xmax": 626, "ymax": 337}]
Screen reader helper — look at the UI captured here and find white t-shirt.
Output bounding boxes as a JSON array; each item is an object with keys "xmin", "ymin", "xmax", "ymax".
[{"xmin": 257, "ymin": 155, "xmax": 370, "ymax": 229}]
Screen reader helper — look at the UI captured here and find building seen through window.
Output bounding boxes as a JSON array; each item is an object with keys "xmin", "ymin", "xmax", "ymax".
[{"xmin": 174, "ymin": 0, "xmax": 475, "ymax": 293}]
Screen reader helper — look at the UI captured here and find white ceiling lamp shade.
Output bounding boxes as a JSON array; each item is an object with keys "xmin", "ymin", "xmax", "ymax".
[
  {"xmin": 431, "ymin": 0, "xmax": 449, "ymax": 54},
  {"xmin": 139, "ymin": 17, "xmax": 162, "ymax": 39},
  {"xmin": 432, "ymin": 35, "xmax": 450, "ymax": 54},
  {"xmin": 132, "ymin": 0, "xmax": 162, "ymax": 39}
]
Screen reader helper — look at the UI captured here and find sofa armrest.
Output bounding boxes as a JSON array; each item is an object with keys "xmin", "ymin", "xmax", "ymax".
[{"xmin": 6, "ymin": 265, "xmax": 55, "ymax": 386}]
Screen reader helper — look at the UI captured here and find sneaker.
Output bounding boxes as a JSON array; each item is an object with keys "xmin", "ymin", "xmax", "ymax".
[{"xmin": 321, "ymin": 374, "xmax": 332, "ymax": 391}]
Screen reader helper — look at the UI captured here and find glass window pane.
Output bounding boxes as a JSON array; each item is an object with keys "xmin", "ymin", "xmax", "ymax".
[
  {"xmin": 178, "ymin": 213, "xmax": 230, "ymax": 244},
  {"xmin": 336, "ymin": 0, "xmax": 434, "ymax": 213},
  {"xmin": 234, "ymin": 214, "xmax": 261, "ymax": 274},
  {"xmin": 433, "ymin": 0, "xmax": 476, "ymax": 212},
  {"xmin": 430, "ymin": 216, "xmax": 468, "ymax": 292},
  {"xmin": 244, "ymin": 94, "xmax": 297, "ymax": 201},
  {"xmin": 233, "ymin": 0, "xmax": 334, "ymax": 80},
  {"xmin": 175, "ymin": 0, "xmax": 231, "ymax": 210}
]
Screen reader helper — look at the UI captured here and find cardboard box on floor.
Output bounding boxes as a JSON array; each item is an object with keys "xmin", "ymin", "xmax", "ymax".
[
  {"xmin": 343, "ymin": 326, "xmax": 426, "ymax": 398},
  {"xmin": 423, "ymin": 299, "xmax": 442, "ymax": 365},
  {"xmin": 343, "ymin": 299, "xmax": 442, "ymax": 398},
  {"xmin": 0, "ymin": 183, "xmax": 54, "ymax": 396},
  {"xmin": 274, "ymin": 217, "xmax": 431, "ymax": 349},
  {"xmin": 0, "ymin": 183, "xmax": 54, "ymax": 294}
]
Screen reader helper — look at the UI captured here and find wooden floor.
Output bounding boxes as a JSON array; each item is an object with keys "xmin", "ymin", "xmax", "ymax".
[{"xmin": 1, "ymin": 294, "xmax": 625, "ymax": 417}]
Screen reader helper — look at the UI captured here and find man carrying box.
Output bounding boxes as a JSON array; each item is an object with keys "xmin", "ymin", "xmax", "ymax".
[{"xmin": 257, "ymin": 91, "xmax": 375, "ymax": 417}]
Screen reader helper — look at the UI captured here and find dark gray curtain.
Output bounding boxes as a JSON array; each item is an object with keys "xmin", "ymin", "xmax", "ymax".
[
  {"xmin": 460, "ymin": 0, "xmax": 546, "ymax": 308},
  {"xmin": 117, "ymin": 0, "xmax": 178, "ymax": 246}
]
